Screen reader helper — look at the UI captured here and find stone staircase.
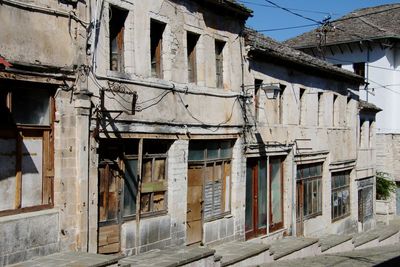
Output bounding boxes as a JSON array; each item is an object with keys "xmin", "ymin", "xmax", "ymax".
[{"xmin": 9, "ymin": 218, "xmax": 400, "ymax": 267}]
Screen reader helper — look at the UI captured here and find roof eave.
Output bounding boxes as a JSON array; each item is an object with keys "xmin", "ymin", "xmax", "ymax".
[
  {"xmin": 291, "ymin": 35, "xmax": 400, "ymax": 50},
  {"xmin": 248, "ymin": 48, "xmax": 364, "ymax": 86}
]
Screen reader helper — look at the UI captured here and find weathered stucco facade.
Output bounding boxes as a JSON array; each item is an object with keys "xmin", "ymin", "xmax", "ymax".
[{"xmin": 0, "ymin": 0, "xmax": 383, "ymax": 266}]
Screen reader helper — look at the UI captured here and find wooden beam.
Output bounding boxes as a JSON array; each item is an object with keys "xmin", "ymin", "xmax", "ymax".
[{"xmin": 346, "ymin": 43, "xmax": 353, "ymax": 53}]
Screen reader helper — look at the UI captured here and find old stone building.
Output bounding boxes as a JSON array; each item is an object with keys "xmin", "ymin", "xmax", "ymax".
[
  {"xmin": 285, "ymin": 3, "xmax": 400, "ymax": 216},
  {"xmin": 0, "ymin": 0, "xmax": 383, "ymax": 266},
  {"xmin": 243, "ymin": 29, "xmax": 372, "ymax": 238}
]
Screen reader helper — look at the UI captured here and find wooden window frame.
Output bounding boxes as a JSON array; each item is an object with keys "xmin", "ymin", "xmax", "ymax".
[
  {"xmin": 150, "ymin": 19, "xmax": 166, "ymax": 79},
  {"xmin": 331, "ymin": 171, "xmax": 351, "ymax": 222},
  {"xmin": 140, "ymin": 153, "xmax": 168, "ymax": 217},
  {"xmin": 98, "ymin": 139, "xmax": 169, "ymax": 223},
  {"xmin": 109, "ymin": 6, "xmax": 128, "ymax": 72},
  {"xmin": 297, "ymin": 163, "xmax": 323, "ymax": 220},
  {"xmin": 358, "ymin": 186, "xmax": 373, "ymax": 223},
  {"xmin": 215, "ymin": 40, "xmax": 225, "ymax": 88},
  {"xmin": 187, "ymin": 31, "xmax": 199, "ymax": 83},
  {"xmin": 188, "ymin": 141, "xmax": 233, "ymax": 222},
  {"xmin": 0, "ymin": 87, "xmax": 54, "ymax": 217}
]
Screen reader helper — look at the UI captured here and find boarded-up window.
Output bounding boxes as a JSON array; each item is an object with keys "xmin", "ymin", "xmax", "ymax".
[
  {"xmin": 297, "ymin": 163, "xmax": 323, "ymax": 218},
  {"xmin": 358, "ymin": 186, "xmax": 373, "ymax": 223},
  {"xmin": 187, "ymin": 32, "xmax": 199, "ymax": 83},
  {"xmin": 0, "ymin": 86, "xmax": 54, "ymax": 216},
  {"xmin": 151, "ymin": 19, "xmax": 165, "ymax": 78},
  {"xmin": 331, "ymin": 171, "xmax": 351, "ymax": 221},
  {"xmin": 215, "ymin": 40, "xmax": 225, "ymax": 88},
  {"xmin": 98, "ymin": 139, "xmax": 169, "ymax": 220},
  {"xmin": 109, "ymin": 6, "xmax": 128, "ymax": 72},
  {"xmin": 188, "ymin": 140, "xmax": 233, "ymax": 221}
]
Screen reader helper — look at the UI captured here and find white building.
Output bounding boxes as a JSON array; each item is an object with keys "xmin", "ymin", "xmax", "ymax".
[{"xmin": 285, "ymin": 3, "xmax": 400, "ymax": 216}]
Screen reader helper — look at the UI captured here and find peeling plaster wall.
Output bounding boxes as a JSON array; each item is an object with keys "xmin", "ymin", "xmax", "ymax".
[
  {"xmin": 88, "ymin": 0, "xmax": 248, "ymax": 254},
  {"xmin": 0, "ymin": 1, "xmax": 78, "ymax": 67}
]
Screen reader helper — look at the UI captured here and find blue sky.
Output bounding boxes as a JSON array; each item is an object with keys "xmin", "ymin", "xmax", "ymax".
[{"xmin": 238, "ymin": 0, "xmax": 399, "ymax": 41}]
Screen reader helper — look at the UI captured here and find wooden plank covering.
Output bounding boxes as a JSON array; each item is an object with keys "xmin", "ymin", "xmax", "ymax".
[
  {"xmin": 186, "ymin": 165, "xmax": 203, "ymax": 245},
  {"xmin": 98, "ymin": 224, "xmax": 120, "ymax": 254}
]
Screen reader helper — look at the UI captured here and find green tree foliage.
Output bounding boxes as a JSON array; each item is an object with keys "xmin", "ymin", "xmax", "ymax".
[{"xmin": 376, "ymin": 172, "xmax": 396, "ymax": 200}]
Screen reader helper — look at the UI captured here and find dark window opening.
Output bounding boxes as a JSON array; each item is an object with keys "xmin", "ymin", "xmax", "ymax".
[
  {"xmin": 317, "ymin": 92, "xmax": 323, "ymax": 126},
  {"xmin": 151, "ymin": 19, "xmax": 166, "ymax": 78},
  {"xmin": 299, "ymin": 88, "xmax": 306, "ymax": 124},
  {"xmin": 109, "ymin": 6, "xmax": 128, "ymax": 72},
  {"xmin": 254, "ymin": 79, "xmax": 262, "ymax": 121},
  {"xmin": 215, "ymin": 40, "xmax": 225, "ymax": 88},
  {"xmin": 353, "ymin": 62, "xmax": 365, "ymax": 78},
  {"xmin": 187, "ymin": 32, "xmax": 199, "ymax": 83}
]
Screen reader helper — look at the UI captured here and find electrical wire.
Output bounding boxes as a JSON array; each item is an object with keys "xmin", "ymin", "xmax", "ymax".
[
  {"xmin": 262, "ymin": 0, "xmax": 324, "ymax": 25},
  {"xmin": 238, "ymin": 0, "xmax": 339, "ymax": 16},
  {"xmin": 256, "ymin": 23, "xmax": 320, "ymax": 32}
]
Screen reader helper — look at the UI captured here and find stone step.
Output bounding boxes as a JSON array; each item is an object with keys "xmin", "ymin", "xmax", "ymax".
[
  {"xmin": 118, "ymin": 246, "xmax": 215, "ymax": 267},
  {"xmin": 8, "ymin": 252, "xmax": 122, "ymax": 267},
  {"xmin": 318, "ymin": 234, "xmax": 353, "ymax": 254},
  {"xmin": 352, "ymin": 224, "xmax": 400, "ymax": 250},
  {"xmin": 257, "ymin": 243, "xmax": 400, "ymax": 267},
  {"xmin": 263, "ymin": 237, "xmax": 320, "ymax": 261},
  {"xmin": 213, "ymin": 241, "xmax": 272, "ymax": 266}
]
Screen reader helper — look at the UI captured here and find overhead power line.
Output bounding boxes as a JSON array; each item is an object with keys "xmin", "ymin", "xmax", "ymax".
[
  {"xmin": 238, "ymin": 0, "xmax": 340, "ymax": 16},
  {"xmin": 257, "ymin": 23, "xmax": 320, "ymax": 32},
  {"xmin": 262, "ymin": 0, "xmax": 324, "ymax": 25}
]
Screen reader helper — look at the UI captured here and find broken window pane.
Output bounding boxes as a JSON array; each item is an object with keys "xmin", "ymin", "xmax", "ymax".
[
  {"xmin": 140, "ymin": 193, "xmax": 151, "ymax": 213},
  {"xmin": 142, "ymin": 159, "xmax": 152, "ymax": 183},
  {"xmin": 153, "ymin": 158, "xmax": 165, "ymax": 181}
]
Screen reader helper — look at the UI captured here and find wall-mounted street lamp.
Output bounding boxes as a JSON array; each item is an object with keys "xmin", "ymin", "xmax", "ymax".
[{"xmin": 261, "ymin": 84, "xmax": 281, "ymax": 99}]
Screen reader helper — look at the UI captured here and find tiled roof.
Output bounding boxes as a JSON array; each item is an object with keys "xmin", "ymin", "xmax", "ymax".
[
  {"xmin": 359, "ymin": 100, "xmax": 382, "ymax": 112},
  {"xmin": 284, "ymin": 4, "xmax": 400, "ymax": 48},
  {"xmin": 201, "ymin": 0, "xmax": 253, "ymax": 18},
  {"xmin": 244, "ymin": 28, "xmax": 364, "ymax": 83}
]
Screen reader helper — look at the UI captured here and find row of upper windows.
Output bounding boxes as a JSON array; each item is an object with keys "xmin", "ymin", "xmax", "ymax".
[
  {"xmin": 108, "ymin": 5, "xmax": 226, "ymax": 88},
  {"xmin": 254, "ymin": 80, "xmax": 353, "ymax": 127}
]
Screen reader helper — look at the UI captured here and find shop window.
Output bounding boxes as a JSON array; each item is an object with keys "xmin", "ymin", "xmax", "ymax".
[
  {"xmin": 188, "ymin": 140, "xmax": 233, "ymax": 220},
  {"xmin": 331, "ymin": 171, "xmax": 351, "ymax": 221},
  {"xmin": 150, "ymin": 19, "xmax": 166, "ymax": 78},
  {"xmin": 98, "ymin": 139, "xmax": 170, "ymax": 220},
  {"xmin": 297, "ymin": 163, "xmax": 323, "ymax": 219},
  {"xmin": 0, "ymin": 86, "xmax": 54, "ymax": 216},
  {"xmin": 215, "ymin": 40, "xmax": 225, "ymax": 88},
  {"xmin": 109, "ymin": 6, "xmax": 128, "ymax": 72},
  {"xmin": 187, "ymin": 31, "xmax": 199, "ymax": 83}
]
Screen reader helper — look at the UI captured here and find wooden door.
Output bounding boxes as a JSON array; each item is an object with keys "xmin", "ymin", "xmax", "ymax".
[
  {"xmin": 296, "ymin": 181, "xmax": 304, "ymax": 237},
  {"xmin": 98, "ymin": 162, "xmax": 121, "ymax": 254},
  {"xmin": 186, "ymin": 164, "xmax": 203, "ymax": 245},
  {"xmin": 245, "ymin": 159, "xmax": 267, "ymax": 239}
]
